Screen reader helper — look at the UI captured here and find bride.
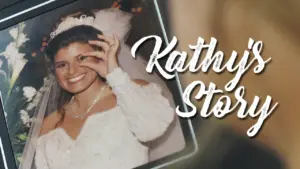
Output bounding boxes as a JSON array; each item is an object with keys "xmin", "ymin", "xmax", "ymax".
[{"xmin": 31, "ymin": 8, "xmax": 176, "ymax": 169}]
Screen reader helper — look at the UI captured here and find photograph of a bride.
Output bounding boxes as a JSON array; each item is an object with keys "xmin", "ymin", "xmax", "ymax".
[{"xmin": 0, "ymin": 0, "xmax": 186, "ymax": 169}]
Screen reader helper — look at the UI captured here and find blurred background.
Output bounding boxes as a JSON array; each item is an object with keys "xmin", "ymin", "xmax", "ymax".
[{"xmin": 169, "ymin": 0, "xmax": 300, "ymax": 169}]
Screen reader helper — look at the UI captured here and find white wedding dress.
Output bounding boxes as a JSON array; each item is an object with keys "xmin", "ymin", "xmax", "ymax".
[{"xmin": 34, "ymin": 68, "xmax": 175, "ymax": 169}]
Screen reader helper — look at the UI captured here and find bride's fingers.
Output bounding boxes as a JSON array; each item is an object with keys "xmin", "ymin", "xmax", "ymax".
[
  {"xmin": 88, "ymin": 40, "xmax": 109, "ymax": 52},
  {"xmin": 82, "ymin": 51, "xmax": 107, "ymax": 61},
  {"xmin": 113, "ymin": 34, "xmax": 120, "ymax": 49},
  {"xmin": 97, "ymin": 34, "xmax": 114, "ymax": 46}
]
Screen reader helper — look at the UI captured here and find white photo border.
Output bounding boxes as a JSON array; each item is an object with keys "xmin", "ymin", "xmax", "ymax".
[
  {"xmin": 0, "ymin": 92, "xmax": 9, "ymax": 169},
  {"xmin": 151, "ymin": 0, "xmax": 198, "ymax": 168},
  {"xmin": 0, "ymin": 137, "xmax": 9, "ymax": 169}
]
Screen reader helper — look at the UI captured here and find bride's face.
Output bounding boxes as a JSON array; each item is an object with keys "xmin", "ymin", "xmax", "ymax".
[{"xmin": 54, "ymin": 42, "xmax": 100, "ymax": 94}]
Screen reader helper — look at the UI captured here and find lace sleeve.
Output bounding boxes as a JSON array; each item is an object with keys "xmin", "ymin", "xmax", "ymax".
[
  {"xmin": 35, "ymin": 137, "xmax": 50, "ymax": 169},
  {"xmin": 106, "ymin": 67, "xmax": 175, "ymax": 142}
]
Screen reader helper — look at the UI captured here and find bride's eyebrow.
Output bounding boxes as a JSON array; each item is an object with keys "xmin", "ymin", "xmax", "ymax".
[
  {"xmin": 54, "ymin": 61, "xmax": 66, "ymax": 66},
  {"xmin": 55, "ymin": 54, "xmax": 82, "ymax": 64}
]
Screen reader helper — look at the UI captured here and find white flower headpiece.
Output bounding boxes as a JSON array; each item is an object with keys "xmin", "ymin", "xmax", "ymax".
[
  {"xmin": 50, "ymin": 15, "xmax": 101, "ymax": 39},
  {"xmin": 50, "ymin": 8, "xmax": 133, "ymax": 41}
]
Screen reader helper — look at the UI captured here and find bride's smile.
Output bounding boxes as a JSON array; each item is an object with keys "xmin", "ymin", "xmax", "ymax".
[
  {"xmin": 54, "ymin": 42, "xmax": 101, "ymax": 94},
  {"xmin": 68, "ymin": 73, "xmax": 86, "ymax": 83}
]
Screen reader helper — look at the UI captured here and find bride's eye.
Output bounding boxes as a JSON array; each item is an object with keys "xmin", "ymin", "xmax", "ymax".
[
  {"xmin": 78, "ymin": 55, "xmax": 88, "ymax": 62},
  {"xmin": 56, "ymin": 63, "xmax": 67, "ymax": 69}
]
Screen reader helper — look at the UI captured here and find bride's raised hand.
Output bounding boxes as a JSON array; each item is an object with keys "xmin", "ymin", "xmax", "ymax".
[{"xmin": 79, "ymin": 34, "xmax": 120, "ymax": 77}]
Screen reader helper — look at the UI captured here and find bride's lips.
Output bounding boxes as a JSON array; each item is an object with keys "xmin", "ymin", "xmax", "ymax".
[{"xmin": 68, "ymin": 73, "xmax": 86, "ymax": 83}]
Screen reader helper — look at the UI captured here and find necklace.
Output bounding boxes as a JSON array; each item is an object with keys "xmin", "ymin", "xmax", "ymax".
[{"xmin": 68, "ymin": 83, "xmax": 108, "ymax": 119}]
